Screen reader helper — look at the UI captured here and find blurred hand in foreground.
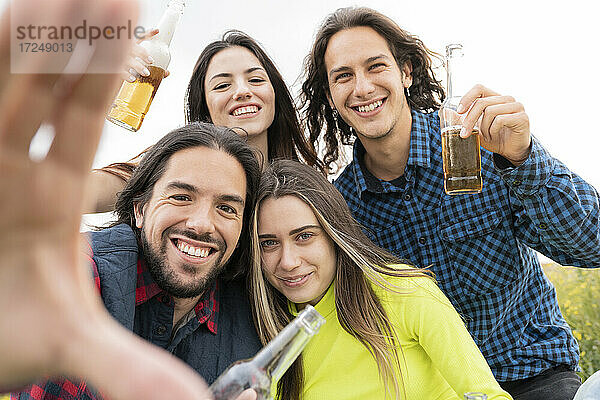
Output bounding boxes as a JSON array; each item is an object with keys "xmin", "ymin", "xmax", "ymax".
[{"xmin": 0, "ymin": 0, "xmax": 210, "ymax": 398}]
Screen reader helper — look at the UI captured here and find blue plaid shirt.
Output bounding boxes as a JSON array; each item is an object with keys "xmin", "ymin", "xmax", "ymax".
[{"xmin": 334, "ymin": 109, "xmax": 600, "ymax": 382}]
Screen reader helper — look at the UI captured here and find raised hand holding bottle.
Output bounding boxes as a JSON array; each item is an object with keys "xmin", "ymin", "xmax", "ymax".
[{"xmin": 107, "ymin": 0, "xmax": 184, "ymax": 132}]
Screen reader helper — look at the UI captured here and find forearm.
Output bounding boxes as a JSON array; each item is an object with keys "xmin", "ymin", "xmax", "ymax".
[
  {"xmin": 417, "ymin": 298, "xmax": 512, "ymax": 399},
  {"xmin": 83, "ymin": 169, "xmax": 128, "ymax": 214},
  {"xmin": 495, "ymin": 136, "xmax": 600, "ymax": 267}
]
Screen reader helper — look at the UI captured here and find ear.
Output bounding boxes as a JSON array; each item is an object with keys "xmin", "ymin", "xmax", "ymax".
[
  {"xmin": 133, "ymin": 202, "xmax": 145, "ymax": 229},
  {"xmin": 401, "ymin": 60, "xmax": 413, "ymax": 89}
]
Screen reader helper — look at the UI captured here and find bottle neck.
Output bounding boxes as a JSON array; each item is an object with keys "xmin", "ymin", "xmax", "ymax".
[
  {"xmin": 251, "ymin": 321, "xmax": 306, "ymax": 381},
  {"xmin": 446, "ymin": 44, "xmax": 467, "ymax": 99},
  {"xmin": 155, "ymin": 0, "xmax": 184, "ymax": 45},
  {"xmin": 251, "ymin": 307, "xmax": 324, "ymax": 382}
]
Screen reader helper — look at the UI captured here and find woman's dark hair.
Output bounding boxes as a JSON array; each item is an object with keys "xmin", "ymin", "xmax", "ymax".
[
  {"xmin": 300, "ymin": 7, "xmax": 445, "ymax": 173},
  {"xmin": 113, "ymin": 122, "xmax": 261, "ymax": 280},
  {"xmin": 185, "ymin": 30, "xmax": 323, "ymax": 173}
]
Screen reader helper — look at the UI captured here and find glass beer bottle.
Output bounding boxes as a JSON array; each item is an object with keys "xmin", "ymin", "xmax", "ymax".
[
  {"xmin": 210, "ymin": 305, "xmax": 325, "ymax": 400},
  {"xmin": 106, "ymin": 0, "xmax": 185, "ymax": 132},
  {"xmin": 439, "ymin": 44, "xmax": 482, "ymax": 195}
]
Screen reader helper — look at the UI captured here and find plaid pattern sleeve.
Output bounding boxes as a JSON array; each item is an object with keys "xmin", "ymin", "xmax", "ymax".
[
  {"xmin": 11, "ymin": 378, "xmax": 102, "ymax": 400},
  {"xmin": 494, "ymin": 136, "xmax": 600, "ymax": 265},
  {"xmin": 333, "ymin": 109, "xmax": 600, "ymax": 382}
]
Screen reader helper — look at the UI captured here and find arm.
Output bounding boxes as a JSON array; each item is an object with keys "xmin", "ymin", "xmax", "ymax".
[
  {"xmin": 400, "ymin": 279, "xmax": 512, "ymax": 399},
  {"xmin": 84, "ymin": 169, "xmax": 129, "ymax": 213},
  {"xmin": 459, "ymin": 85, "xmax": 600, "ymax": 267},
  {"xmin": 84, "ymin": 150, "xmax": 149, "ymax": 214},
  {"xmin": 495, "ymin": 136, "xmax": 600, "ymax": 267}
]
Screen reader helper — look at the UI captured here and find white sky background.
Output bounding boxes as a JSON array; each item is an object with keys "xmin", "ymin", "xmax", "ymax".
[
  {"xmin": 3, "ymin": 0, "xmax": 598, "ymax": 189},
  {"xmin": 89, "ymin": 0, "xmax": 600, "ymax": 191}
]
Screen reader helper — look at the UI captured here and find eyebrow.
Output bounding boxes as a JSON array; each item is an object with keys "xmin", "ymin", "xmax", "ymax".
[
  {"xmin": 219, "ymin": 194, "xmax": 245, "ymax": 207},
  {"xmin": 258, "ymin": 224, "xmax": 321, "ymax": 239},
  {"xmin": 166, "ymin": 181, "xmax": 197, "ymax": 193},
  {"xmin": 208, "ymin": 66, "xmax": 266, "ymax": 83},
  {"xmin": 166, "ymin": 181, "xmax": 245, "ymax": 206},
  {"xmin": 328, "ymin": 54, "xmax": 390, "ymax": 79}
]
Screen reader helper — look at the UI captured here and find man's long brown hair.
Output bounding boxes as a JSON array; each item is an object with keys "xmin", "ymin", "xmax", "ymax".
[
  {"xmin": 249, "ymin": 160, "xmax": 435, "ymax": 399},
  {"xmin": 300, "ymin": 7, "xmax": 445, "ymax": 173}
]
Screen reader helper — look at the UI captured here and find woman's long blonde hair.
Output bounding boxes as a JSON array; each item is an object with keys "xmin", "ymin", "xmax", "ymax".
[{"xmin": 249, "ymin": 160, "xmax": 434, "ymax": 400}]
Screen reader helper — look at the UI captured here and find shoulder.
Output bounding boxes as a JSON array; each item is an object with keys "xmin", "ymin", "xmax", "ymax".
[
  {"xmin": 374, "ymin": 266, "xmax": 450, "ymax": 308},
  {"xmin": 217, "ymin": 278, "xmax": 252, "ymax": 315},
  {"xmin": 218, "ymin": 278, "xmax": 249, "ymax": 302},
  {"xmin": 87, "ymin": 223, "xmax": 138, "ymax": 253},
  {"xmin": 215, "ymin": 278, "xmax": 261, "ymax": 349},
  {"xmin": 85, "ymin": 224, "xmax": 139, "ymax": 277},
  {"xmin": 333, "ymin": 162, "xmax": 355, "ymax": 190}
]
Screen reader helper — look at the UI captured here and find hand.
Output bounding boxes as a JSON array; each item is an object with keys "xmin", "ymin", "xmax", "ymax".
[
  {"xmin": 124, "ymin": 28, "xmax": 170, "ymax": 82},
  {"xmin": 458, "ymin": 84, "xmax": 531, "ymax": 166},
  {"xmin": 0, "ymin": 0, "xmax": 207, "ymax": 399},
  {"xmin": 204, "ymin": 389, "xmax": 257, "ymax": 400},
  {"xmin": 236, "ymin": 389, "xmax": 258, "ymax": 400}
]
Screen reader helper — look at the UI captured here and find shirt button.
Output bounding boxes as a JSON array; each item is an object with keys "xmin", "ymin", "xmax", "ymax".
[
  {"xmin": 403, "ymin": 193, "xmax": 412, "ymax": 201},
  {"xmin": 538, "ymin": 222, "xmax": 548, "ymax": 230},
  {"xmin": 418, "ymin": 237, "xmax": 427, "ymax": 245},
  {"xmin": 154, "ymin": 325, "xmax": 167, "ymax": 336}
]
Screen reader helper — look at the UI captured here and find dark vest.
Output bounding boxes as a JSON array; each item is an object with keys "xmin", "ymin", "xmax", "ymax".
[{"xmin": 89, "ymin": 224, "xmax": 262, "ymax": 384}]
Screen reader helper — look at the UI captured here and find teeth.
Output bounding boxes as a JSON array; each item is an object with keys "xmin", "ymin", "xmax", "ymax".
[
  {"xmin": 233, "ymin": 105, "xmax": 259, "ymax": 116},
  {"xmin": 356, "ymin": 100, "xmax": 382, "ymax": 113},
  {"xmin": 177, "ymin": 240, "xmax": 210, "ymax": 258},
  {"xmin": 283, "ymin": 276, "xmax": 305, "ymax": 283}
]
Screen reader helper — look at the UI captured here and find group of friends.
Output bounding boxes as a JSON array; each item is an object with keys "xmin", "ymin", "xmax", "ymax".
[{"xmin": 1, "ymin": 1, "xmax": 599, "ymax": 400}]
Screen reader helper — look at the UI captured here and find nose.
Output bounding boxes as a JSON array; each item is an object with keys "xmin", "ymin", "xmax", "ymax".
[
  {"xmin": 185, "ymin": 203, "xmax": 216, "ymax": 234},
  {"xmin": 278, "ymin": 242, "xmax": 301, "ymax": 271},
  {"xmin": 353, "ymin": 71, "xmax": 375, "ymax": 98},
  {"xmin": 232, "ymin": 80, "xmax": 252, "ymax": 101}
]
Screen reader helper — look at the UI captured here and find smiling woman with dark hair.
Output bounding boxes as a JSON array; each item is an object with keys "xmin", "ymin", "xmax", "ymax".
[{"xmin": 86, "ymin": 30, "xmax": 322, "ymax": 214}]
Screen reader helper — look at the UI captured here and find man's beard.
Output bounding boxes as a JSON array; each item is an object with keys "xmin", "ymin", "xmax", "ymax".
[{"xmin": 140, "ymin": 225, "xmax": 227, "ymax": 299}]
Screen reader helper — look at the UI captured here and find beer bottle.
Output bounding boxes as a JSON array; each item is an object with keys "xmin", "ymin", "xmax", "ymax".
[
  {"xmin": 210, "ymin": 305, "xmax": 325, "ymax": 400},
  {"xmin": 439, "ymin": 43, "xmax": 483, "ymax": 195},
  {"xmin": 106, "ymin": 0, "xmax": 185, "ymax": 132}
]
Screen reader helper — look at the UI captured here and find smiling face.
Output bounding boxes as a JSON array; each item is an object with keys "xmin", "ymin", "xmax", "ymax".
[
  {"xmin": 257, "ymin": 195, "xmax": 337, "ymax": 309},
  {"xmin": 324, "ymin": 26, "xmax": 413, "ymax": 142},
  {"xmin": 204, "ymin": 46, "xmax": 276, "ymax": 141},
  {"xmin": 134, "ymin": 146, "xmax": 247, "ymax": 299}
]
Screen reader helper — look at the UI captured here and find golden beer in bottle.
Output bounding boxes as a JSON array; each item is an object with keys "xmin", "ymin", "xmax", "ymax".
[
  {"xmin": 107, "ymin": 0, "xmax": 184, "ymax": 132},
  {"xmin": 439, "ymin": 44, "xmax": 483, "ymax": 195}
]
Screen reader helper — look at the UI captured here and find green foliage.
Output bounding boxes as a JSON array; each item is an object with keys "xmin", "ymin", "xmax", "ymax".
[{"xmin": 543, "ymin": 263, "xmax": 600, "ymax": 381}]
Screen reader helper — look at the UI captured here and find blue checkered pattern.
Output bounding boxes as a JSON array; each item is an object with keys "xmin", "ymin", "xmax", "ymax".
[{"xmin": 334, "ymin": 109, "xmax": 600, "ymax": 382}]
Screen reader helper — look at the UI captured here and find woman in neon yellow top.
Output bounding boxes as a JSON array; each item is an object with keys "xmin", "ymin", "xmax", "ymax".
[{"xmin": 249, "ymin": 160, "xmax": 512, "ymax": 400}]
